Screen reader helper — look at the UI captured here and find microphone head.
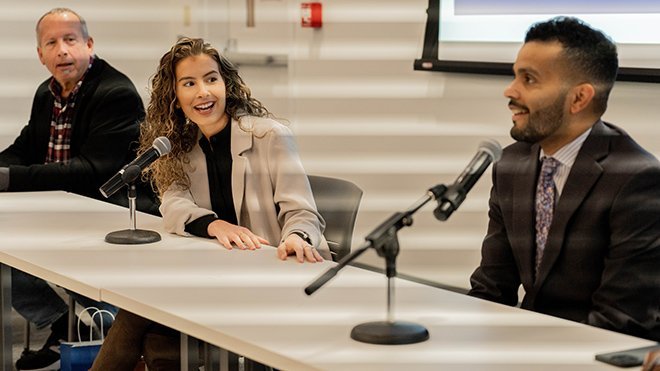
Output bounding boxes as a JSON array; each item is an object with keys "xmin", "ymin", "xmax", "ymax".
[
  {"xmin": 479, "ymin": 139, "xmax": 502, "ymax": 162},
  {"xmin": 153, "ymin": 136, "xmax": 172, "ymax": 156}
]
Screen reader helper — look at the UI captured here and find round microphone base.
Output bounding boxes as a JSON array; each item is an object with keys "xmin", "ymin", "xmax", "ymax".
[
  {"xmin": 350, "ymin": 320, "xmax": 429, "ymax": 345},
  {"xmin": 105, "ymin": 229, "xmax": 161, "ymax": 245}
]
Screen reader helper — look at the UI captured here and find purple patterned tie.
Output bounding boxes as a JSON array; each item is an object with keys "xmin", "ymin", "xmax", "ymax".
[{"xmin": 535, "ymin": 157, "xmax": 559, "ymax": 276}]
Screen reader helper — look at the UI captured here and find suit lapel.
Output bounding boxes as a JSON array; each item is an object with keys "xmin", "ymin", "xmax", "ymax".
[
  {"xmin": 535, "ymin": 122, "xmax": 609, "ymax": 285},
  {"xmin": 511, "ymin": 144, "xmax": 541, "ymax": 287}
]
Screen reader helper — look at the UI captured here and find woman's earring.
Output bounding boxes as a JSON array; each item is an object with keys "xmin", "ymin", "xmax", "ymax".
[{"xmin": 185, "ymin": 117, "xmax": 193, "ymax": 126}]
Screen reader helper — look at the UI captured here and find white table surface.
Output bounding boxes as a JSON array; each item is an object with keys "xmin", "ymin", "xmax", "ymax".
[{"xmin": 0, "ymin": 191, "xmax": 655, "ymax": 370}]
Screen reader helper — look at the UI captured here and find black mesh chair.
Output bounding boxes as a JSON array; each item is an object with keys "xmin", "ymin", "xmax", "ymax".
[{"xmin": 308, "ymin": 175, "xmax": 363, "ymax": 262}]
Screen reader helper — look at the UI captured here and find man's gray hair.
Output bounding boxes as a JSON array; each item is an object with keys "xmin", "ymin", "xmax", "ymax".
[{"xmin": 36, "ymin": 8, "xmax": 90, "ymax": 45}]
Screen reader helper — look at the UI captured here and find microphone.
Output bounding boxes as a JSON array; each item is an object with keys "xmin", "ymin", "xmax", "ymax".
[
  {"xmin": 99, "ymin": 136, "xmax": 171, "ymax": 198},
  {"xmin": 433, "ymin": 139, "xmax": 502, "ymax": 221}
]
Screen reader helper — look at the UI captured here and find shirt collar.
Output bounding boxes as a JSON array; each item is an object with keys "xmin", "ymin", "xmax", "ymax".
[
  {"xmin": 48, "ymin": 55, "xmax": 95, "ymax": 101},
  {"xmin": 539, "ymin": 124, "xmax": 594, "ymax": 168}
]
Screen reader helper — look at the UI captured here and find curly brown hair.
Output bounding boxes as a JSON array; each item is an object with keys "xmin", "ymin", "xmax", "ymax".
[{"xmin": 139, "ymin": 37, "xmax": 271, "ymax": 196}]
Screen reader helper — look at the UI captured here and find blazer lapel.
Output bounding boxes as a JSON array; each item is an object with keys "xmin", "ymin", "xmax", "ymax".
[
  {"xmin": 535, "ymin": 122, "xmax": 609, "ymax": 285},
  {"xmin": 511, "ymin": 144, "xmax": 541, "ymax": 288},
  {"xmin": 231, "ymin": 117, "xmax": 252, "ymax": 224},
  {"xmin": 188, "ymin": 139, "xmax": 212, "ymax": 209}
]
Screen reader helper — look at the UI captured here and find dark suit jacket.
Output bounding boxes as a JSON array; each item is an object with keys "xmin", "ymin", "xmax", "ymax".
[
  {"xmin": 469, "ymin": 121, "xmax": 660, "ymax": 342},
  {"xmin": 0, "ymin": 58, "xmax": 159, "ymax": 215}
]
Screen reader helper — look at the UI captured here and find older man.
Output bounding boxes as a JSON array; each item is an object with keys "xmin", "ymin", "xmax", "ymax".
[{"xmin": 0, "ymin": 8, "xmax": 150, "ymax": 370}]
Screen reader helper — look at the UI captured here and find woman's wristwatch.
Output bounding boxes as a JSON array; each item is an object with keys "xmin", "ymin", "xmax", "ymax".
[{"xmin": 291, "ymin": 231, "xmax": 312, "ymax": 245}]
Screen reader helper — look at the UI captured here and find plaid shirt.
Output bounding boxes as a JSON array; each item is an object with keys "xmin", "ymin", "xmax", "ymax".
[{"xmin": 45, "ymin": 57, "xmax": 94, "ymax": 164}]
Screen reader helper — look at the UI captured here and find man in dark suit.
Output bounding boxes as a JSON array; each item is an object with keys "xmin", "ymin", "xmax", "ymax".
[
  {"xmin": 468, "ymin": 16, "xmax": 660, "ymax": 342},
  {"xmin": 0, "ymin": 8, "xmax": 156, "ymax": 370}
]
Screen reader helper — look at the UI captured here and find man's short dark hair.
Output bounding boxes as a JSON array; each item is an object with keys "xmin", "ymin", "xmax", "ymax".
[{"xmin": 525, "ymin": 16, "xmax": 618, "ymax": 115}]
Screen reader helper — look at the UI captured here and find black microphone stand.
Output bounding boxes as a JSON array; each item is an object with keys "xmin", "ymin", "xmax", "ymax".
[
  {"xmin": 305, "ymin": 184, "xmax": 449, "ymax": 345},
  {"xmin": 104, "ymin": 165, "xmax": 161, "ymax": 244}
]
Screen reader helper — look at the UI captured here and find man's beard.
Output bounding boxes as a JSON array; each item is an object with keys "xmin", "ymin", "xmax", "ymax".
[{"xmin": 510, "ymin": 93, "xmax": 566, "ymax": 144}]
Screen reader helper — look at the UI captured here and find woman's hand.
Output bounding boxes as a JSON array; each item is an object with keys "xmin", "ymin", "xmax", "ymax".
[
  {"xmin": 207, "ymin": 220, "xmax": 269, "ymax": 250},
  {"xmin": 277, "ymin": 233, "xmax": 324, "ymax": 263}
]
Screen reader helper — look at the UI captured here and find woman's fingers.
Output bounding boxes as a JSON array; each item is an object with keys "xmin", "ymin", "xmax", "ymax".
[
  {"xmin": 221, "ymin": 230, "xmax": 270, "ymax": 250},
  {"xmin": 217, "ymin": 236, "xmax": 233, "ymax": 250},
  {"xmin": 303, "ymin": 245, "xmax": 324, "ymax": 263}
]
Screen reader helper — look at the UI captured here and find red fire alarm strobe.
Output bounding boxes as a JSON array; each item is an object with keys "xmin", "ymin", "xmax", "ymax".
[{"xmin": 301, "ymin": 2, "xmax": 322, "ymax": 28}]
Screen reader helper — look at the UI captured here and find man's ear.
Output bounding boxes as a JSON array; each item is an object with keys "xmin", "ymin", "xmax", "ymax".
[
  {"xmin": 569, "ymin": 83, "xmax": 596, "ymax": 114},
  {"xmin": 37, "ymin": 47, "xmax": 45, "ymax": 66}
]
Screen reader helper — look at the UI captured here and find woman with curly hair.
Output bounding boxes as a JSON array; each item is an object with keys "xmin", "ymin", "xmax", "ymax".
[{"xmin": 91, "ymin": 37, "xmax": 328, "ymax": 370}]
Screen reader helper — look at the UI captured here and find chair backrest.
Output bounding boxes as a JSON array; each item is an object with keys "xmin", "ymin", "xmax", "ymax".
[{"xmin": 308, "ymin": 175, "xmax": 363, "ymax": 262}]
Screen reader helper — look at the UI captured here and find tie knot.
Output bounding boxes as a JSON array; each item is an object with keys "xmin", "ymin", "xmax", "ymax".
[{"xmin": 541, "ymin": 157, "xmax": 559, "ymax": 176}]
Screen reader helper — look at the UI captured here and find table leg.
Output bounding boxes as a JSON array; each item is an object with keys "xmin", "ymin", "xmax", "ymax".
[
  {"xmin": 67, "ymin": 296, "xmax": 75, "ymax": 342},
  {"xmin": 203, "ymin": 342, "xmax": 222, "ymax": 371},
  {"xmin": 180, "ymin": 333, "xmax": 200, "ymax": 371},
  {"xmin": 1, "ymin": 264, "xmax": 12, "ymax": 371},
  {"xmin": 219, "ymin": 348, "xmax": 230, "ymax": 371}
]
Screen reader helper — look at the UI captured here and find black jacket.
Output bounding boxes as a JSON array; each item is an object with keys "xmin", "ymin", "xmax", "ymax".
[
  {"xmin": 469, "ymin": 121, "xmax": 660, "ymax": 341},
  {"xmin": 0, "ymin": 57, "xmax": 159, "ymax": 215}
]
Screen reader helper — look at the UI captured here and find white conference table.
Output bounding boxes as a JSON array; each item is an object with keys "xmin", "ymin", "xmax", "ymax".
[{"xmin": 0, "ymin": 191, "xmax": 655, "ymax": 370}]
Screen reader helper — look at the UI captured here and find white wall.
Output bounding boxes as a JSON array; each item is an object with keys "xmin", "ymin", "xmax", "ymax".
[{"xmin": 2, "ymin": 0, "xmax": 659, "ymax": 291}]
